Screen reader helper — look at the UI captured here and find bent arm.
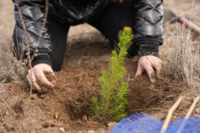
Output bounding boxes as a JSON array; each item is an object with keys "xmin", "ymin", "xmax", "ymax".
[
  {"xmin": 13, "ymin": 0, "xmax": 52, "ymax": 67},
  {"xmin": 131, "ymin": 0, "xmax": 164, "ymax": 57}
]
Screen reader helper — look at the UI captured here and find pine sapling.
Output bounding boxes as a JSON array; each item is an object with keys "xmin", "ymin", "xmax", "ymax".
[{"xmin": 90, "ymin": 27, "xmax": 133, "ymax": 123}]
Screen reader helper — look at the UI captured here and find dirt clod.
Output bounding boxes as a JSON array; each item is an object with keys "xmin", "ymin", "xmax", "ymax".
[
  {"xmin": 37, "ymin": 71, "xmax": 56, "ymax": 93},
  {"xmin": 44, "ymin": 71, "xmax": 56, "ymax": 82},
  {"xmin": 31, "ymin": 94, "xmax": 37, "ymax": 100},
  {"xmin": 3, "ymin": 123, "xmax": 15, "ymax": 132}
]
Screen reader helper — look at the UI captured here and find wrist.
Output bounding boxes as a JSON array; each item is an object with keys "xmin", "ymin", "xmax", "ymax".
[
  {"xmin": 31, "ymin": 53, "xmax": 52, "ymax": 68},
  {"xmin": 137, "ymin": 43, "xmax": 159, "ymax": 57}
]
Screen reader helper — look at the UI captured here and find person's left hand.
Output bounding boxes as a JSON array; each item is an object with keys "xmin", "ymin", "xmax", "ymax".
[{"xmin": 135, "ymin": 55, "xmax": 162, "ymax": 83}]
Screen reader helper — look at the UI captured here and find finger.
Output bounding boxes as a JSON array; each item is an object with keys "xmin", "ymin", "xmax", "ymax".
[
  {"xmin": 156, "ymin": 65, "xmax": 162, "ymax": 76},
  {"xmin": 152, "ymin": 61, "xmax": 163, "ymax": 76},
  {"xmin": 34, "ymin": 69, "xmax": 54, "ymax": 87},
  {"xmin": 27, "ymin": 71, "xmax": 42, "ymax": 92},
  {"xmin": 135, "ymin": 65, "xmax": 143, "ymax": 77},
  {"xmin": 27, "ymin": 73, "xmax": 36, "ymax": 90},
  {"xmin": 144, "ymin": 65, "xmax": 156, "ymax": 83}
]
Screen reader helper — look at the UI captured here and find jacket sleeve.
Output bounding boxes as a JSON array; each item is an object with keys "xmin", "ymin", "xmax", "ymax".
[
  {"xmin": 13, "ymin": 0, "xmax": 52, "ymax": 67},
  {"xmin": 131, "ymin": 0, "xmax": 164, "ymax": 57}
]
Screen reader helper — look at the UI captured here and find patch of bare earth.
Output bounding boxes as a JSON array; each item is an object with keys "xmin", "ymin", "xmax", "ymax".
[{"xmin": 0, "ymin": 0, "xmax": 200, "ymax": 133}]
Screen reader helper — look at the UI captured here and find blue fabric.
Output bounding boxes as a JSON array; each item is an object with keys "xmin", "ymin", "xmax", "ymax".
[{"xmin": 111, "ymin": 113, "xmax": 200, "ymax": 133}]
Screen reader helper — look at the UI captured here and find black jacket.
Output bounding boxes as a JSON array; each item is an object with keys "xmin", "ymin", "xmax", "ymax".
[{"xmin": 13, "ymin": 0, "xmax": 163, "ymax": 67}]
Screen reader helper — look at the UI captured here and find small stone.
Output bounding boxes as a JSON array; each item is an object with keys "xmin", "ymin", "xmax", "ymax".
[
  {"xmin": 87, "ymin": 130, "xmax": 94, "ymax": 133},
  {"xmin": 39, "ymin": 95, "xmax": 45, "ymax": 99},
  {"xmin": 108, "ymin": 122, "xmax": 117, "ymax": 127},
  {"xmin": 149, "ymin": 85, "xmax": 155, "ymax": 90},
  {"xmin": 5, "ymin": 112, "xmax": 9, "ymax": 115},
  {"xmin": 196, "ymin": 108, "xmax": 200, "ymax": 114},
  {"xmin": 59, "ymin": 127, "xmax": 65, "ymax": 132}
]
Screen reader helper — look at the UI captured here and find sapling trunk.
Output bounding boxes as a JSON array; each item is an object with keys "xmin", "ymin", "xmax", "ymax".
[{"xmin": 90, "ymin": 27, "xmax": 133, "ymax": 123}]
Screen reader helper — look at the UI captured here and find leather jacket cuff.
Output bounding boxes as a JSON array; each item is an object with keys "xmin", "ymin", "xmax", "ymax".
[
  {"xmin": 133, "ymin": 37, "xmax": 163, "ymax": 46},
  {"xmin": 31, "ymin": 53, "xmax": 52, "ymax": 68},
  {"xmin": 137, "ymin": 43, "xmax": 159, "ymax": 57}
]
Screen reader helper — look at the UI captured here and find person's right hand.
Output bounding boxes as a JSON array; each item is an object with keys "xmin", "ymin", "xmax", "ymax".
[
  {"xmin": 26, "ymin": 63, "xmax": 55, "ymax": 93},
  {"xmin": 135, "ymin": 55, "xmax": 162, "ymax": 83}
]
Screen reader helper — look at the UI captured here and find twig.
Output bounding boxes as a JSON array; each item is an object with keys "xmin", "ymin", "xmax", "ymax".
[
  {"xmin": 5, "ymin": 81, "xmax": 17, "ymax": 101},
  {"xmin": 15, "ymin": 3, "xmax": 31, "ymax": 67},
  {"xmin": 28, "ymin": 57, "xmax": 33, "ymax": 97},
  {"xmin": 0, "ymin": 23, "xmax": 6, "ymax": 30},
  {"xmin": 78, "ymin": 52, "xmax": 91, "ymax": 65},
  {"xmin": 31, "ymin": 0, "xmax": 49, "ymax": 61},
  {"xmin": 0, "ymin": 108, "xmax": 4, "ymax": 121},
  {"xmin": 53, "ymin": 88, "xmax": 63, "ymax": 102},
  {"xmin": 4, "ymin": 2, "xmax": 31, "ymax": 101},
  {"xmin": 1, "ymin": 96, "xmax": 18, "ymax": 118},
  {"xmin": 23, "ymin": 121, "xmax": 25, "ymax": 129},
  {"xmin": 28, "ymin": 0, "xmax": 49, "ymax": 96},
  {"xmin": 161, "ymin": 96, "xmax": 183, "ymax": 133},
  {"xmin": 130, "ymin": 108, "xmax": 163, "ymax": 111},
  {"xmin": 0, "ymin": 84, "xmax": 4, "ymax": 96},
  {"xmin": 185, "ymin": 96, "xmax": 200, "ymax": 118},
  {"xmin": 127, "ymin": 74, "xmax": 130, "ymax": 86},
  {"xmin": 61, "ymin": 83, "xmax": 69, "ymax": 89},
  {"xmin": 5, "ymin": 1, "xmax": 49, "ymax": 100},
  {"xmin": 69, "ymin": 76, "xmax": 82, "ymax": 98},
  {"xmin": 177, "ymin": 96, "xmax": 200, "ymax": 133},
  {"xmin": 54, "ymin": 86, "xmax": 65, "ymax": 92}
]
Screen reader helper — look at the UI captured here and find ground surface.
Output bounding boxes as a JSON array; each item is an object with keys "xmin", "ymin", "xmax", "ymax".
[{"xmin": 0, "ymin": 0, "xmax": 200, "ymax": 133}]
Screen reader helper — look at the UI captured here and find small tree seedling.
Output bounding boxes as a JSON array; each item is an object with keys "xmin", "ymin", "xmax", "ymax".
[{"xmin": 90, "ymin": 27, "xmax": 133, "ymax": 123}]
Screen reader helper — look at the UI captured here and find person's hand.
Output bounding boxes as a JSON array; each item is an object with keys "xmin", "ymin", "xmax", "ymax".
[
  {"xmin": 135, "ymin": 55, "xmax": 162, "ymax": 83},
  {"xmin": 26, "ymin": 64, "xmax": 55, "ymax": 93}
]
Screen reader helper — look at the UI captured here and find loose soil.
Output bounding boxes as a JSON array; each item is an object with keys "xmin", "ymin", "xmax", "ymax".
[
  {"xmin": 2, "ymin": 55, "xmax": 200, "ymax": 133},
  {"xmin": 1, "ymin": 0, "xmax": 200, "ymax": 132}
]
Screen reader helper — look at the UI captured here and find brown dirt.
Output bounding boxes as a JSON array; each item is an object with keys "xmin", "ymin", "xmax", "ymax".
[
  {"xmin": 36, "ymin": 71, "xmax": 55, "ymax": 92},
  {"xmin": 125, "ymin": 59, "xmax": 200, "ymax": 122},
  {"xmin": 14, "ymin": 64, "xmax": 107, "ymax": 132},
  {"xmin": 1, "ymin": 56, "xmax": 199, "ymax": 133},
  {"xmin": 0, "ymin": 0, "xmax": 200, "ymax": 132}
]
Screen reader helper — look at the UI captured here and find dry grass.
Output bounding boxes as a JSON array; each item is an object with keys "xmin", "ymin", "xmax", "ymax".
[
  {"xmin": 159, "ymin": 0, "xmax": 200, "ymax": 90},
  {"xmin": 160, "ymin": 23, "xmax": 200, "ymax": 90},
  {"xmin": 0, "ymin": 1, "xmax": 14, "ymax": 48},
  {"xmin": 0, "ymin": 1, "xmax": 26, "ymax": 83}
]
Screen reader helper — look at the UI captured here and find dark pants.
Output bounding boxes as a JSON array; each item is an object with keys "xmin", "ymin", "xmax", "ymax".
[{"xmin": 14, "ymin": 0, "xmax": 134, "ymax": 71}]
